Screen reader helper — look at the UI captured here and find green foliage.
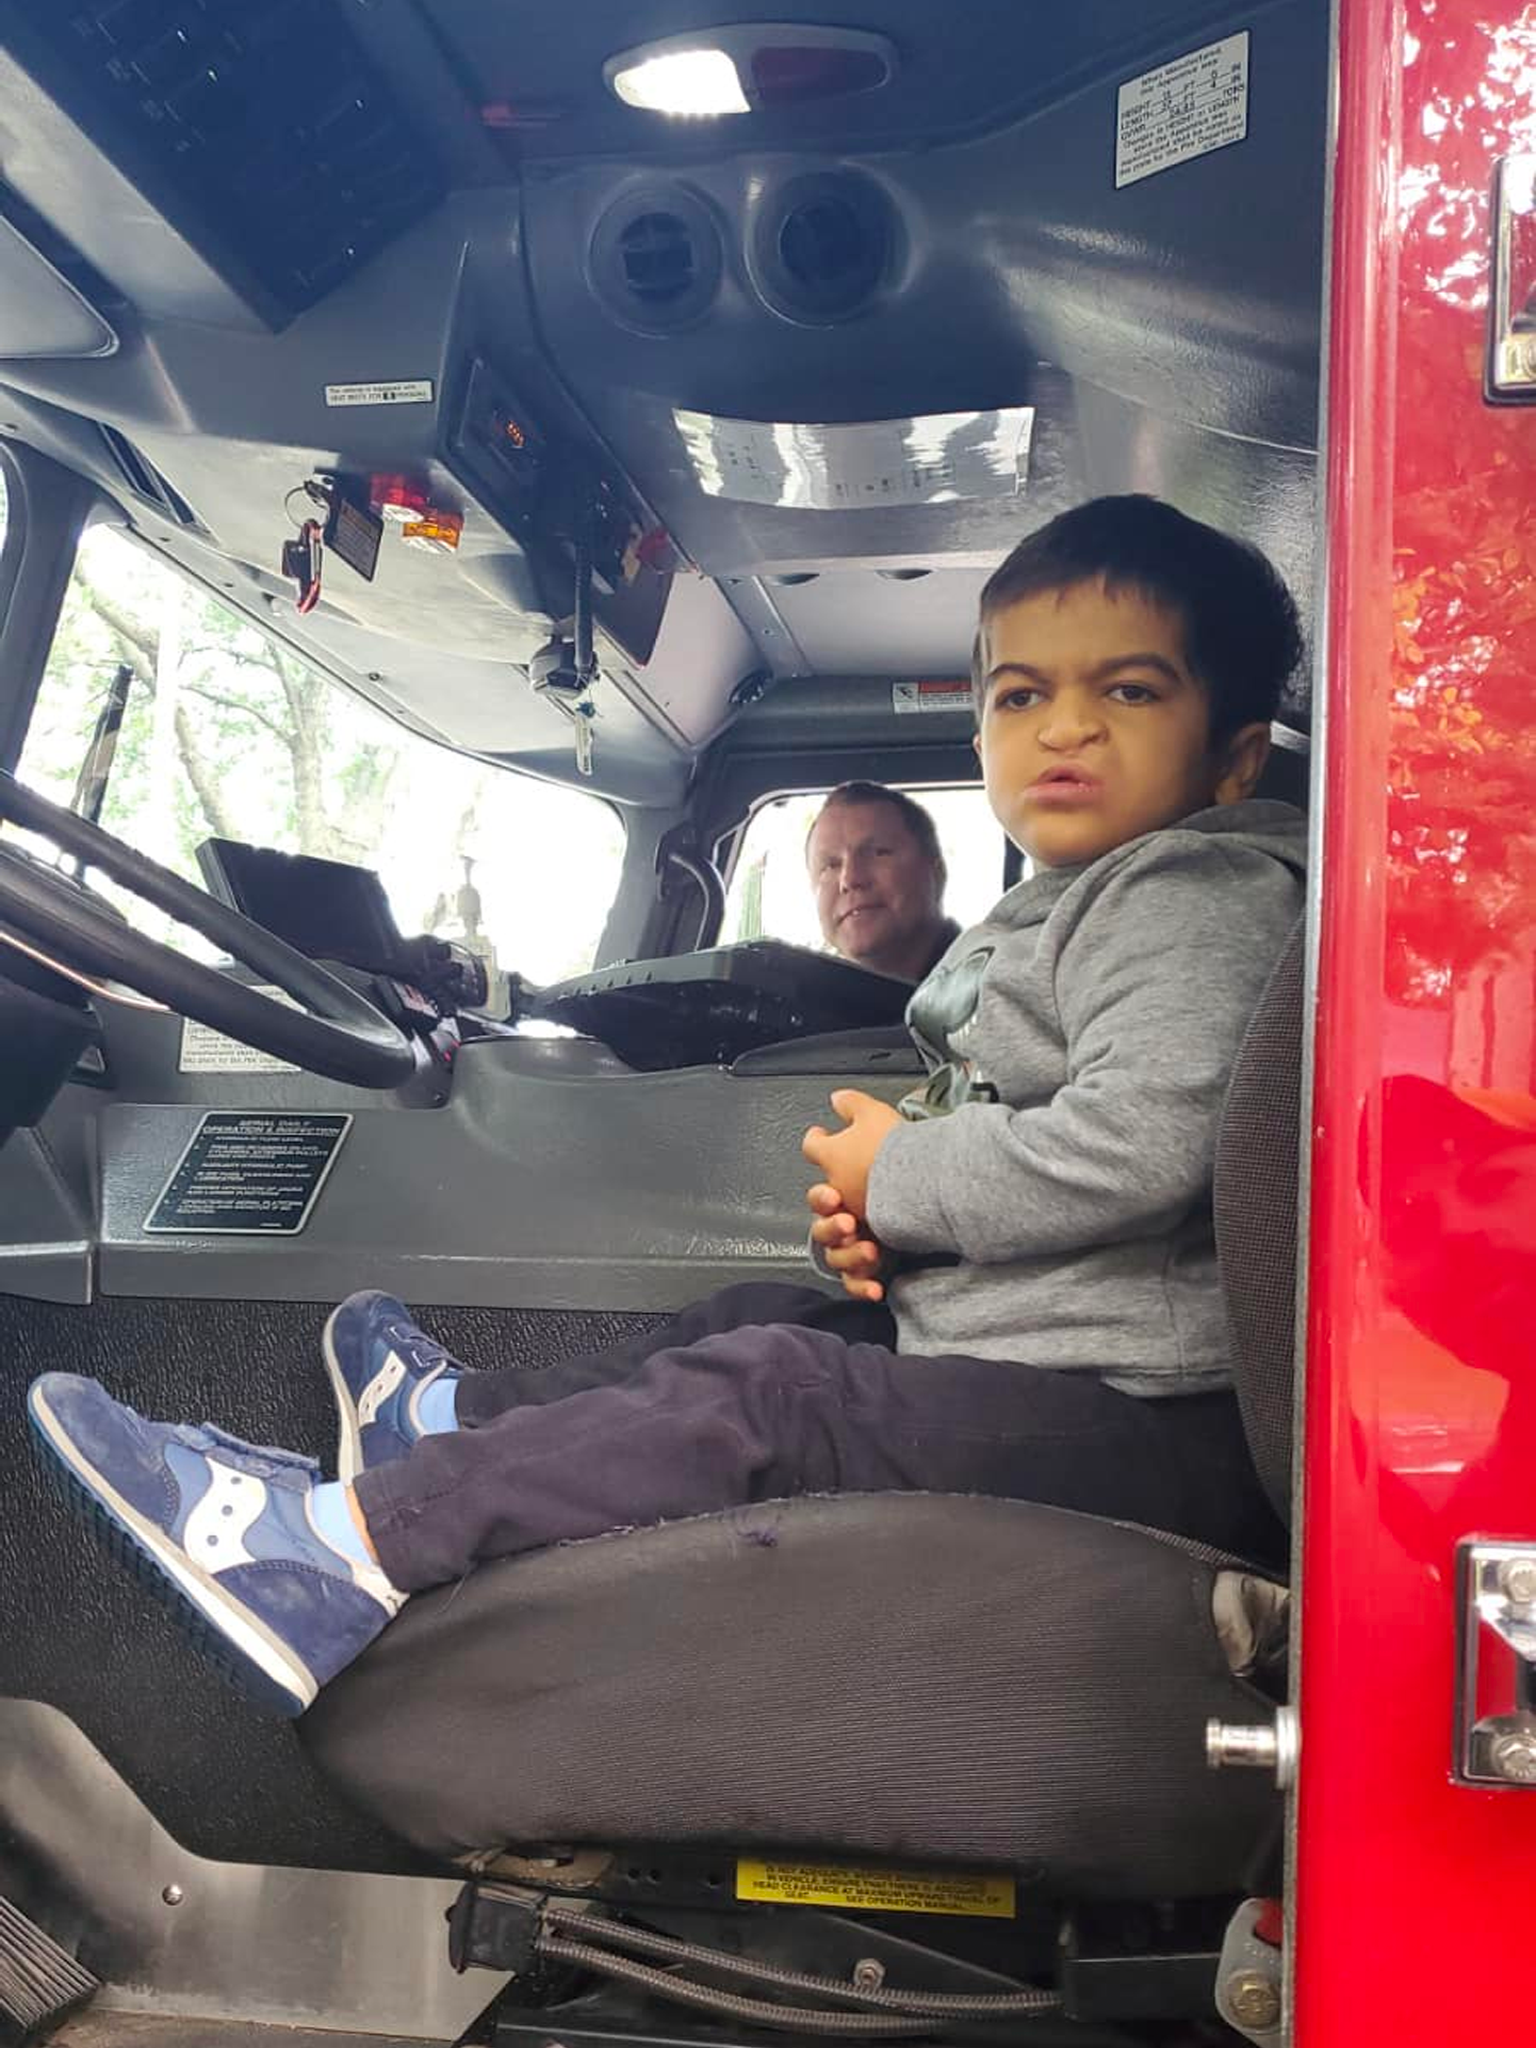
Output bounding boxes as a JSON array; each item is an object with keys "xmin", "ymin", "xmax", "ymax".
[{"xmin": 15, "ymin": 525, "xmax": 625, "ymax": 981}]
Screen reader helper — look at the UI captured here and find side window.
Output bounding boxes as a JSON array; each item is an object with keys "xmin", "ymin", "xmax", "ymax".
[
  {"xmin": 723, "ymin": 786, "xmax": 1009, "ymax": 949},
  {"xmin": 15, "ymin": 524, "xmax": 624, "ymax": 989}
]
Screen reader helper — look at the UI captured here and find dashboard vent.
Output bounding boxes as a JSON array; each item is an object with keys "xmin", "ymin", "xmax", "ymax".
[
  {"xmin": 619, "ymin": 211, "xmax": 700, "ymax": 310},
  {"xmin": 590, "ymin": 185, "xmax": 722, "ymax": 332},
  {"xmin": 751, "ymin": 172, "xmax": 894, "ymax": 324}
]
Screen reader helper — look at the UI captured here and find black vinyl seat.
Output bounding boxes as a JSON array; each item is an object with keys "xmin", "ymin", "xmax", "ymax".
[{"xmin": 302, "ymin": 928, "xmax": 1306, "ymax": 1901}]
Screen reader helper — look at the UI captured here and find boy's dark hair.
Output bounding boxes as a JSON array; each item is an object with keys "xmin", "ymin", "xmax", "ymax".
[
  {"xmin": 806, "ymin": 782, "xmax": 944, "ymax": 869},
  {"xmin": 972, "ymin": 495, "xmax": 1302, "ymax": 741}
]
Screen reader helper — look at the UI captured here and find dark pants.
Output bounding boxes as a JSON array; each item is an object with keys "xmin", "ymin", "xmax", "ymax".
[{"xmin": 356, "ymin": 1283, "xmax": 1282, "ymax": 1592}]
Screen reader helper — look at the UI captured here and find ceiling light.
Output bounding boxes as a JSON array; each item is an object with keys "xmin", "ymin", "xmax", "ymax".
[
  {"xmin": 606, "ymin": 28, "xmax": 896, "ymax": 118},
  {"xmin": 610, "ymin": 48, "xmax": 750, "ymax": 118}
]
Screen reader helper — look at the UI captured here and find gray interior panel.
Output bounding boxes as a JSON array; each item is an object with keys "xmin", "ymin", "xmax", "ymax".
[
  {"xmin": 0, "ymin": 213, "xmax": 116, "ymax": 360},
  {"xmin": 95, "ymin": 1037, "xmax": 882, "ymax": 1307},
  {"xmin": 5, "ymin": 1000, "xmax": 896, "ymax": 1308},
  {"xmin": 0, "ymin": 1702, "xmax": 494, "ymax": 2037},
  {"xmin": 0, "ymin": 1128, "xmax": 92, "ymax": 1303}
]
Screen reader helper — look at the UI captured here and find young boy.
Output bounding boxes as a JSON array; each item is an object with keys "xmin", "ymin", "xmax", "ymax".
[{"xmin": 27, "ymin": 496, "xmax": 1308, "ymax": 1720}]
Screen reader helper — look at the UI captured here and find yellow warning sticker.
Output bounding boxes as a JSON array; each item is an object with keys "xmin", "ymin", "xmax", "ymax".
[{"xmin": 735, "ymin": 1859, "xmax": 1015, "ymax": 1919}]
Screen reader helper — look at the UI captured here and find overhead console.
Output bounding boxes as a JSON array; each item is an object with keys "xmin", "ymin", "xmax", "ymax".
[
  {"xmin": 441, "ymin": 352, "xmax": 669, "ymax": 669},
  {"xmin": 0, "ymin": 0, "xmax": 444, "ymax": 326}
]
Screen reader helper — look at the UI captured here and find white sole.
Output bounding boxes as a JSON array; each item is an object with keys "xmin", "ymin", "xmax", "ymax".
[{"xmin": 323, "ymin": 1300, "xmax": 365, "ymax": 1487}]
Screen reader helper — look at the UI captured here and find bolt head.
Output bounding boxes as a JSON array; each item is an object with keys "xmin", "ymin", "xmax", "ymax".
[
  {"xmin": 161, "ymin": 1883, "xmax": 184, "ymax": 1907},
  {"xmin": 1499, "ymin": 1557, "xmax": 1536, "ymax": 1605},
  {"xmin": 1490, "ymin": 1730, "xmax": 1536, "ymax": 1784},
  {"xmin": 1225, "ymin": 1969, "xmax": 1281, "ymax": 2030}
]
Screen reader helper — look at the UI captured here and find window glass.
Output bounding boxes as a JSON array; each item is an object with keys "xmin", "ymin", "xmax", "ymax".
[
  {"xmin": 0, "ymin": 458, "xmax": 8, "ymax": 551},
  {"xmin": 723, "ymin": 785, "xmax": 1009, "ymax": 950},
  {"xmin": 15, "ymin": 524, "xmax": 624, "ymax": 991}
]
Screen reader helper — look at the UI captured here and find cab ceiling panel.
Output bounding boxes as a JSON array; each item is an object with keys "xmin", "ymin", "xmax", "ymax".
[
  {"xmin": 505, "ymin": 0, "xmax": 1328, "ymax": 589},
  {"xmin": 425, "ymin": 0, "xmax": 1276, "ymax": 156},
  {"xmin": 0, "ymin": 0, "xmax": 446, "ymax": 326}
]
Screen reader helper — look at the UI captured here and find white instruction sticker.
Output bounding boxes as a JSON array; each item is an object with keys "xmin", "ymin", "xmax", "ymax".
[
  {"xmin": 180, "ymin": 987, "xmax": 300, "ymax": 1075},
  {"xmin": 1115, "ymin": 32, "xmax": 1249, "ymax": 189},
  {"xmin": 892, "ymin": 681, "xmax": 973, "ymax": 717},
  {"xmin": 674, "ymin": 408, "xmax": 1033, "ymax": 510},
  {"xmin": 324, "ymin": 379, "xmax": 434, "ymax": 407}
]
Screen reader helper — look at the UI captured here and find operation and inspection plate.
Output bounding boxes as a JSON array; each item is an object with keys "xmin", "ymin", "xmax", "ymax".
[{"xmin": 144, "ymin": 1112, "xmax": 351, "ymax": 1235}]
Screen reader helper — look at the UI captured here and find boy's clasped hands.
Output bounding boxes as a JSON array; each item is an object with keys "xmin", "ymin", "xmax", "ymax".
[{"xmin": 802, "ymin": 1090, "xmax": 903, "ymax": 1304}]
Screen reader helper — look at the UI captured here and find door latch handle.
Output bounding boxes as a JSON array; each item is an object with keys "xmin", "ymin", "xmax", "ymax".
[{"xmin": 1455, "ymin": 1540, "xmax": 1536, "ymax": 1784}]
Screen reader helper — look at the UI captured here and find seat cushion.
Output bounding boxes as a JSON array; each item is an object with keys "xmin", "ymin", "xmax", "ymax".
[{"xmin": 302, "ymin": 1493, "xmax": 1279, "ymax": 1899}]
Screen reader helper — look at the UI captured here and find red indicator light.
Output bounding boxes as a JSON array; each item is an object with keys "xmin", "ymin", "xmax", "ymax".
[{"xmin": 369, "ymin": 473, "xmax": 430, "ymax": 525}]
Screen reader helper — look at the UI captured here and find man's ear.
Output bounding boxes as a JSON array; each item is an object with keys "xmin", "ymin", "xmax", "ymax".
[
  {"xmin": 1213, "ymin": 722, "xmax": 1272, "ymax": 806},
  {"xmin": 971, "ymin": 730, "xmax": 982, "ymax": 761}
]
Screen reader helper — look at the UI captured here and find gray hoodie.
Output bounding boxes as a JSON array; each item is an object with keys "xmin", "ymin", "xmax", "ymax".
[{"xmin": 864, "ymin": 800, "xmax": 1308, "ymax": 1395}]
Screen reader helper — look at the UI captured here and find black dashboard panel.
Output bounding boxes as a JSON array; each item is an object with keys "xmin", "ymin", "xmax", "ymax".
[
  {"xmin": 535, "ymin": 941, "xmax": 914, "ymax": 1068},
  {"xmin": 0, "ymin": 0, "xmax": 444, "ymax": 323}
]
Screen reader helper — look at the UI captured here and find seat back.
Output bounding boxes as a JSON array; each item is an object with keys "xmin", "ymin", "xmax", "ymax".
[{"xmin": 1213, "ymin": 921, "xmax": 1306, "ymax": 1524}]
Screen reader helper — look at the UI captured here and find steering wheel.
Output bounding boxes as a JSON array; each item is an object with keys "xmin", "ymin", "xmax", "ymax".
[{"xmin": 0, "ymin": 773, "xmax": 415, "ymax": 1088}]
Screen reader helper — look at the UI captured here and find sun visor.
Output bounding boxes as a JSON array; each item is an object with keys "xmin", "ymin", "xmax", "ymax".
[{"xmin": 0, "ymin": 214, "xmax": 116, "ymax": 359}]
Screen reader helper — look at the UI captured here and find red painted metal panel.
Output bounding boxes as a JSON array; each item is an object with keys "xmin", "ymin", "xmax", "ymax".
[{"xmin": 1297, "ymin": 0, "xmax": 1536, "ymax": 2034}]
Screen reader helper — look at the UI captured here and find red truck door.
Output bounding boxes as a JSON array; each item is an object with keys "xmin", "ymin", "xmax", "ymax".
[{"xmin": 1298, "ymin": 0, "xmax": 1536, "ymax": 2037}]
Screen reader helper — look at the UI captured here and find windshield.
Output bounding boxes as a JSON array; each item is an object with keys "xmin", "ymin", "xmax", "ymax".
[{"xmin": 15, "ymin": 524, "xmax": 625, "ymax": 991}]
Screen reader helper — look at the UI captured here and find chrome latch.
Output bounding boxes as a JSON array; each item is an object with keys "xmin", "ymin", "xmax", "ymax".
[
  {"xmin": 1206, "ymin": 1707, "xmax": 1298, "ymax": 1791},
  {"xmin": 1487, "ymin": 156, "xmax": 1536, "ymax": 399},
  {"xmin": 1455, "ymin": 1540, "xmax": 1536, "ymax": 1785}
]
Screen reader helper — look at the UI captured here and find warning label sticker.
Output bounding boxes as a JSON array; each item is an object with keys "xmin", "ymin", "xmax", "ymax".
[
  {"xmin": 180, "ymin": 990, "xmax": 300, "ymax": 1074},
  {"xmin": 324, "ymin": 379, "xmax": 434, "ymax": 407},
  {"xmin": 892, "ymin": 680, "xmax": 973, "ymax": 717},
  {"xmin": 735, "ymin": 1860, "xmax": 1016, "ymax": 1919},
  {"xmin": 1115, "ymin": 32, "xmax": 1250, "ymax": 189},
  {"xmin": 145, "ymin": 1112, "xmax": 350, "ymax": 1236}
]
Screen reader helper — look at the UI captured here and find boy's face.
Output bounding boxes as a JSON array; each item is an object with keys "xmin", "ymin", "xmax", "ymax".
[{"xmin": 974, "ymin": 580, "xmax": 1270, "ymax": 868}]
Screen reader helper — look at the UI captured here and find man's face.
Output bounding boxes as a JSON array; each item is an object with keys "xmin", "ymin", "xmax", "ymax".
[
  {"xmin": 976, "ymin": 581, "xmax": 1267, "ymax": 868},
  {"xmin": 807, "ymin": 800, "xmax": 945, "ymax": 975}
]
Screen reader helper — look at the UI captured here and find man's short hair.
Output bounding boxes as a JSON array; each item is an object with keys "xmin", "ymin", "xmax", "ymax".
[
  {"xmin": 972, "ymin": 495, "xmax": 1303, "ymax": 742},
  {"xmin": 807, "ymin": 782, "xmax": 945, "ymax": 868}
]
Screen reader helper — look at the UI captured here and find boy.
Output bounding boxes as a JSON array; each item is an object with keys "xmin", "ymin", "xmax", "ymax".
[{"xmin": 27, "ymin": 496, "xmax": 1308, "ymax": 1720}]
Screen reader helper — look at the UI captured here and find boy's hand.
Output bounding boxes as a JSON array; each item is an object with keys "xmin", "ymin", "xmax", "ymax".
[
  {"xmin": 808, "ymin": 1183, "xmax": 889, "ymax": 1303},
  {"xmin": 802, "ymin": 1090, "xmax": 903, "ymax": 1225}
]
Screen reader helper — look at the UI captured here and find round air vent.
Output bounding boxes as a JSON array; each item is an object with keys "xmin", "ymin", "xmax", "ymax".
[
  {"xmin": 589, "ymin": 185, "xmax": 722, "ymax": 332},
  {"xmin": 749, "ymin": 171, "xmax": 895, "ymax": 324}
]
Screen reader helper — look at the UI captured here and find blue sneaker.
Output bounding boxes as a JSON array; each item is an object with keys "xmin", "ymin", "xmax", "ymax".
[
  {"xmin": 323, "ymin": 1290, "xmax": 463, "ymax": 1483},
  {"xmin": 27, "ymin": 1373, "xmax": 402, "ymax": 1718}
]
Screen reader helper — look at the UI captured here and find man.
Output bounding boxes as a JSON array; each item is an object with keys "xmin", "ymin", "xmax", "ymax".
[{"xmin": 806, "ymin": 782, "xmax": 959, "ymax": 982}]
